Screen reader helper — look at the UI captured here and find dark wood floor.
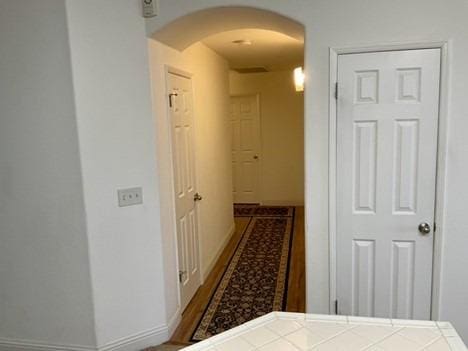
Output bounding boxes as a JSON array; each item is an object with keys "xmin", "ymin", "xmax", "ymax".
[{"xmin": 169, "ymin": 206, "xmax": 305, "ymax": 344}]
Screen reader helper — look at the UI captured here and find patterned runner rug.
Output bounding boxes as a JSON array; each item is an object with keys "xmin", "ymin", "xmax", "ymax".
[
  {"xmin": 191, "ymin": 206, "xmax": 295, "ymax": 341},
  {"xmin": 233, "ymin": 203, "xmax": 294, "ymax": 217}
]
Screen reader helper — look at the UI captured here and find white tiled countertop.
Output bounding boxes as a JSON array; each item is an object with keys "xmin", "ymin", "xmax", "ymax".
[{"xmin": 183, "ymin": 312, "xmax": 467, "ymax": 351}]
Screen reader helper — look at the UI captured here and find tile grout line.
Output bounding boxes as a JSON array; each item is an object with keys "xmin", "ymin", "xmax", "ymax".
[
  {"xmin": 355, "ymin": 326, "xmax": 406, "ymax": 351},
  {"xmin": 276, "ymin": 318, "xmax": 363, "ymax": 350},
  {"xmin": 414, "ymin": 336, "xmax": 445, "ymax": 351},
  {"xmin": 395, "ymin": 326, "xmax": 443, "ymax": 350}
]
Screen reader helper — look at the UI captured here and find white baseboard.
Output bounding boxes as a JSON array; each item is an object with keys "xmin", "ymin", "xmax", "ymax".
[
  {"xmin": 202, "ymin": 222, "xmax": 235, "ymax": 281},
  {"xmin": 166, "ymin": 308, "xmax": 182, "ymax": 338},
  {"xmin": 261, "ymin": 200, "xmax": 304, "ymax": 206},
  {"xmin": 0, "ymin": 325, "xmax": 169, "ymax": 351},
  {"xmin": 97, "ymin": 325, "xmax": 167, "ymax": 351},
  {"xmin": 0, "ymin": 338, "xmax": 95, "ymax": 351}
]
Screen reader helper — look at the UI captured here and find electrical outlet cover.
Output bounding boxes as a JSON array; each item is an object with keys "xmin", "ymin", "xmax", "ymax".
[{"xmin": 118, "ymin": 187, "xmax": 143, "ymax": 207}]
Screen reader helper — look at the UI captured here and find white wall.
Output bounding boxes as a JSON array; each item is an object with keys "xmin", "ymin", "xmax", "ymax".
[
  {"xmin": 65, "ymin": 0, "xmax": 168, "ymax": 349},
  {"xmin": 0, "ymin": 1, "xmax": 233, "ymax": 349},
  {"xmin": 146, "ymin": 0, "xmax": 468, "ymax": 342},
  {"xmin": 229, "ymin": 71, "xmax": 304, "ymax": 205},
  {"xmin": 147, "ymin": 40, "xmax": 234, "ymax": 325},
  {"xmin": 3, "ymin": 0, "xmax": 468, "ymax": 348},
  {"xmin": 0, "ymin": 0, "xmax": 96, "ymax": 349}
]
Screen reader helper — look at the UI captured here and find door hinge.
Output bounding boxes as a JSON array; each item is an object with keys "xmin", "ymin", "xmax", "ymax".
[
  {"xmin": 168, "ymin": 92, "xmax": 178, "ymax": 108},
  {"xmin": 335, "ymin": 300, "xmax": 339, "ymax": 314},
  {"xmin": 334, "ymin": 82, "xmax": 338, "ymax": 100},
  {"xmin": 178, "ymin": 270, "xmax": 186, "ymax": 283}
]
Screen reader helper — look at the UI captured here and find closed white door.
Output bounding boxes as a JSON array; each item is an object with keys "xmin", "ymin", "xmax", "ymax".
[
  {"xmin": 336, "ymin": 49, "xmax": 441, "ymax": 320},
  {"xmin": 230, "ymin": 95, "xmax": 261, "ymax": 203},
  {"xmin": 167, "ymin": 72, "xmax": 201, "ymax": 311}
]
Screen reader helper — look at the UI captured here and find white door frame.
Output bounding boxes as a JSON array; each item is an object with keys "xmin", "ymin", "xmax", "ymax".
[
  {"xmin": 230, "ymin": 93, "xmax": 262, "ymax": 204},
  {"xmin": 328, "ymin": 41, "xmax": 450, "ymax": 320},
  {"xmin": 164, "ymin": 65, "xmax": 203, "ymax": 312}
]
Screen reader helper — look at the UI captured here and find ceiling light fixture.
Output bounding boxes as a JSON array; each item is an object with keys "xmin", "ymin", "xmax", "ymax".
[
  {"xmin": 231, "ymin": 39, "xmax": 252, "ymax": 46},
  {"xmin": 294, "ymin": 66, "xmax": 305, "ymax": 92}
]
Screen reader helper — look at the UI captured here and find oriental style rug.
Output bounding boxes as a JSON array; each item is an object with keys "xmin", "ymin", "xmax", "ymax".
[
  {"xmin": 191, "ymin": 206, "xmax": 295, "ymax": 341},
  {"xmin": 233, "ymin": 203, "xmax": 294, "ymax": 217}
]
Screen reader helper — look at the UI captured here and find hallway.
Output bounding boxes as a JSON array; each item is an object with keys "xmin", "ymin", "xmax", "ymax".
[{"xmin": 170, "ymin": 206, "xmax": 305, "ymax": 344}]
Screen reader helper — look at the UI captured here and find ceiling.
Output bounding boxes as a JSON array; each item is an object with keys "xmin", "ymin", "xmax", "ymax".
[{"xmin": 201, "ymin": 28, "xmax": 304, "ymax": 72}]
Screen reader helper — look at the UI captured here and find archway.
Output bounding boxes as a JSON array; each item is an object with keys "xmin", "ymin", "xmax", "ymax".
[
  {"xmin": 150, "ymin": 6, "xmax": 304, "ymax": 51},
  {"xmin": 146, "ymin": 6, "xmax": 311, "ymax": 341}
]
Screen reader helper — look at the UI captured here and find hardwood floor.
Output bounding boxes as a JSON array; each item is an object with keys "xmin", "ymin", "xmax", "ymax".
[
  {"xmin": 169, "ymin": 207, "xmax": 305, "ymax": 344},
  {"xmin": 286, "ymin": 206, "xmax": 306, "ymax": 312}
]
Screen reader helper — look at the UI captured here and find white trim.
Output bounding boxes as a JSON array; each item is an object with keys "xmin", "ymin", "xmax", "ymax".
[
  {"xmin": 202, "ymin": 222, "xmax": 236, "ymax": 281},
  {"xmin": 330, "ymin": 40, "xmax": 449, "ymax": 55},
  {"xmin": 328, "ymin": 41, "xmax": 450, "ymax": 319},
  {"xmin": 164, "ymin": 65, "xmax": 184, "ymax": 311},
  {"xmin": 97, "ymin": 325, "xmax": 167, "ymax": 351},
  {"xmin": 328, "ymin": 47, "xmax": 338, "ymax": 314},
  {"xmin": 0, "ymin": 338, "xmax": 95, "ymax": 351},
  {"xmin": 0, "ymin": 315, "xmax": 177, "ymax": 351},
  {"xmin": 166, "ymin": 65, "xmax": 193, "ymax": 79},
  {"xmin": 430, "ymin": 40, "xmax": 451, "ymax": 321},
  {"xmin": 166, "ymin": 308, "xmax": 182, "ymax": 338},
  {"xmin": 164, "ymin": 65, "xmax": 203, "ymax": 308},
  {"xmin": 230, "ymin": 93, "xmax": 262, "ymax": 204}
]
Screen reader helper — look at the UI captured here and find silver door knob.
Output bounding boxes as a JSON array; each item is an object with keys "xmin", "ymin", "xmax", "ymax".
[
  {"xmin": 418, "ymin": 222, "xmax": 431, "ymax": 235},
  {"xmin": 194, "ymin": 193, "xmax": 203, "ymax": 201}
]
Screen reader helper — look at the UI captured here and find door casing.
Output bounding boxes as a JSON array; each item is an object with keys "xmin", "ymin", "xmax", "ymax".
[
  {"xmin": 164, "ymin": 65, "xmax": 203, "ymax": 314},
  {"xmin": 328, "ymin": 41, "xmax": 450, "ymax": 320},
  {"xmin": 230, "ymin": 93, "xmax": 262, "ymax": 204}
]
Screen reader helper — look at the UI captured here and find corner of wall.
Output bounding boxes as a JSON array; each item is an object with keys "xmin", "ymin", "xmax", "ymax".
[{"xmin": 202, "ymin": 221, "xmax": 236, "ymax": 281}]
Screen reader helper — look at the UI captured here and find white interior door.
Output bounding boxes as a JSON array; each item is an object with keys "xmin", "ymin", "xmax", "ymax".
[
  {"xmin": 167, "ymin": 71, "xmax": 201, "ymax": 311},
  {"xmin": 336, "ymin": 49, "xmax": 441, "ymax": 320},
  {"xmin": 230, "ymin": 95, "xmax": 261, "ymax": 203}
]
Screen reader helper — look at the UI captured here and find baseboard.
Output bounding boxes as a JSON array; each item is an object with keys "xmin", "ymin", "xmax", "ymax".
[
  {"xmin": 261, "ymin": 200, "xmax": 304, "ymax": 206},
  {"xmin": 97, "ymin": 325, "xmax": 167, "ymax": 351},
  {"xmin": 166, "ymin": 308, "xmax": 182, "ymax": 338},
  {"xmin": 0, "ymin": 338, "xmax": 95, "ymax": 351},
  {"xmin": 202, "ymin": 222, "xmax": 235, "ymax": 281},
  {"xmin": 0, "ymin": 325, "xmax": 169, "ymax": 351}
]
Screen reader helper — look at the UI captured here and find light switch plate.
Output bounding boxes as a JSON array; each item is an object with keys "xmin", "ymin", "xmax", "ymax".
[
  {"xmin": 142, "ymin": 0, "xmax": 158, "ymax": 18},
  {"xmin": 118, "ymin": 187, "xmax": 143, "ymax": 207}
]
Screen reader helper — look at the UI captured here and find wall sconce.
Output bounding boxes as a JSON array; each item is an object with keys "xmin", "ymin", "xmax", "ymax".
[{"xmin": 294, "ymin": 66, "xmax": 304, "ymax": 92}]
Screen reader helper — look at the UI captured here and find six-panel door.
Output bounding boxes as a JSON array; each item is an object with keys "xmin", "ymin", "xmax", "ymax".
[
  {"xmin": 167, "ymin": 72, "xmax": 201, "ymax": 312},
  {"xmin": 230, "ymin": 95, "xmax": 261, "ymax": 203},
  {"xmin": 336, "ymin": 49, "xmax": 441, "ymax": 319}
]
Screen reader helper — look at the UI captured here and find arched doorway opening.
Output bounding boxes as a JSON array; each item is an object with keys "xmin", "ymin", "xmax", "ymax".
[
  {"xmin": 147, "ymin": 6, "xmax": 308, "ymax": 342},
  {"xmin": 150, "ymin": 6, "xmax": 304, "ymax": 51}
]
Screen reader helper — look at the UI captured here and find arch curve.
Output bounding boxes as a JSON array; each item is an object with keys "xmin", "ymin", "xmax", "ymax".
[{"xmin": 151, "ymin": 6, "xmax": 304, "ymax": 51}]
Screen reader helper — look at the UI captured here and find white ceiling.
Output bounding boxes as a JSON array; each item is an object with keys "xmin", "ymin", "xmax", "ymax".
[{"xmin": 201, "ymin": 28, "xmax": 304, "ymax": 72}]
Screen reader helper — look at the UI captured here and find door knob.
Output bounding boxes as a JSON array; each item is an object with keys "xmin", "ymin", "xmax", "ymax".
[
  {"xmin": 418, "ymin": 222, "xmax": 431, "ymax": 235},
  {"xmin": 193, "ymin": 193, "xmax": 203, "ymax": 202},
  {"xmin": 178, "ymin": 270, "xmax": 187, "ymax": 283}
]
